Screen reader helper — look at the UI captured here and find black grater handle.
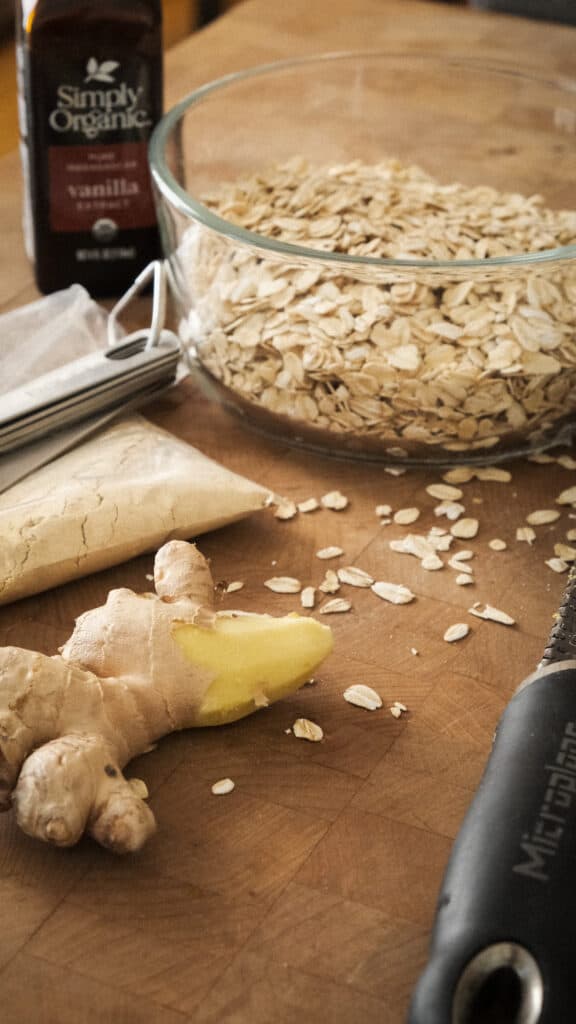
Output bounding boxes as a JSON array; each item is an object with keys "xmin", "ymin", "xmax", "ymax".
[{"xmin": 408, "ymin": 661, "xmax": 576, "ymax": 1024}]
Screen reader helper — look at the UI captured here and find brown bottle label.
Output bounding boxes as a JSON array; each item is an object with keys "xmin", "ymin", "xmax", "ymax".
[{"xmin": 48, "ymin": 142, "xmax": 156, "ymax": 234}]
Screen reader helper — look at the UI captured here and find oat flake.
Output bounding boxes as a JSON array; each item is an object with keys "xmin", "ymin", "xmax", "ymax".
[
  {"xmin": 557, "ymin": 486, "xmax": 576, "ymax": 506},
  {"xmin": 225, "ymin": 581, "xmax": 245, "ymax": 594},
  {"xmin": 298, "ymin": 498, "xmax": 319, "ymax": 513},
  {"xmin": 426, "ymin": 483, "xmax": 464, "ymax": 501},
  {"xmin": 343, "ymin": 684, "xmax": 383, "ymax": 711},
  {"xmin": 337, "ymin": 566, "xmax": 375, "ymax": 587},
  {"xmin": 394, "ymin": 507, "xmax": 421, "ymax": 526},
  {"xmin": 468, "ymin": 603, "xmax": 515, "ymax": 626},
  {"xmin": 443, "ymin": 623, "xmax": 470, "ymax": 643},
  {"xmin": 211, "ymin": 778, "xmax": 235, "ymax": 795},
  {"xmin": 421, "ymin": 554, "xmax": 444, "ymax": 571},
  {"xmin": 371, "ymin": 581, "xmax": 415, "ymax": 604},
  {"xmin": 316, "ymin": 546, "xmax": 344, "ymax": 560},
  {"xmin": 292, "ymin": 718, "xmax": 324, "ymax": 742},
  {"xmin": 475, "ymin": 467, "xmax": 512, "ymax": 482},
  {"xmin": 450, "ymin": 518, "xmax": 479, "ymax": 539},
  {"xmin": 546, "ymin": 558, "xmax": 569, "ymax": 573},
  {"xmin": 456, "ymin": 574, "xmax": 474, "ymax": 585},
  {"xmin": 321, "ymin": 490, "xmax": 349, "ymax": 511},
  {"xmin": 274, "ymin": 501, "xmax": 298, "ymax": 521},
  {"xmin": 554, "ymin": 543, "xmax": 576, "ymax": 562},
  {"xmin": 443, "ymin": 467, "xmax": 475, "ymax": 484},
  {"xmin": 320, "ymin": 598, "xmax": 352, "ymax": 614},
  {"xmin": 264, "ymin": 576, "xmax": 302, "ymax": 593},
  {"xmin": 526, "ymin": 510, "xmax": 561, "ymax": 526},
  {"xmin": 318, "ymin": 570, "xmax": 340, "ymax": 593},
  {"xmin": 301, "ymin": 586, "xmax": 316, "ymax": 609}
]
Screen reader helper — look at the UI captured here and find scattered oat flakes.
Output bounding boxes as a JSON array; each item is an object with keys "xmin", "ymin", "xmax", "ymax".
[
  {"xmin": 557, "ymin": 486, "xmax": 576, "ymax": 506},
  {"xmin": 394, "ymin": 507, "xmax": 421, "ymax": 526},
  {"xmin": 371, "ymin": 581, "xmax": 415, "ymax": 604},
  {"xmin": 567, "ymin": 529, "xmax": 576, "ymax": 542},
  {"xmin": 451, "ymin": 549, "xmax": 474, "ymax": 561},
  {"xmin": 320, "ymin": 598, "xmax": 352, "ymax": 614},
  {"xmin": 443, "ymin": 467, "xmax": 475, "ymax": 484},
  {"xmin": 429, "ymin": 532, "xmax": 454, "ymax": 552},
  {"xmin": 489, "ymin": 539, "xmax": 507, "ymax": 551},
  {"xmin": 448, "ymin": 556, "xmax": 473, "ymax": 574},
  {"xmin": 410, "ymin": 647, "xmax": 419, "ymax": 656},
  {"xmin": 421, "ymin": 554, "xmax": 444, "ymax": 571},
  {"xmin": 298, "ymin": 498, "xmax": 319, "ymax": 513},
  {"xmin": 390, "ymin": 701, "xmax": 409, "ymax": 719},
  {"xmin": 225, "ymin": 581, "xmax": 245, "ymax": 594},
  {"xmin": 343, "ymin": 684, "xmax": 383, "ymax": 711},
  {"xmin": 434, "ymin": 501, "xmax": 465, "ymax": 521},
  {"xmin": 426, "ymin": 483, "xmax": 463, "ymax": 501},
  {"xmin": 145, "ymin": 573, "xmax": 154, "ymax": 582},
  {"xmin": 128, "ymin": 778, "xmax": 149, "ymax": 799},
  {"xmin": 321, "ymin": 490, "xmax": 349, "ymax": 511},
  {"xmin": 375, "ymin": 504, "xmax": 393, "ymax": 518},
  {"xmin": 443, "ymin": 623, "xmax": 470, "ymax": 643},
  {"xmin": 516, "ymin": 526, "xmax": 536, "ymax": 545},
  {"xmin": 337, "ymin": 566, "xmax": 375, "ymax": 587},
  {"xmin": 385, "ymin": 467, "xmax": 407, "ymax": 477},
  {"xmin": 526, "ymin": 509, "xmax": 561, "ymax": 526},
  {"xmin": 318, "ymin": 569, "xmax": 340, "ymax": 593},
  {"xmin": 301, "ymin": 586, "xmax": 316, "ymax": 609},
  {"xmin": 274, "ymin": 500, "xmax": 298, "ymax": 520},
  {"xmin": 475, "ymin": 467, "xmax": 512, "ymax": 482},
  {"xmin": 264, "ymin": 576, "xmax": 302, "ymax": 593},
  {"xmin": 316, "ymin": 546, "xmax": 344, "ymax": 560},
  {"xmin": 546, "ymin": 558, "xmax": 569, "ymax": 573},
  {"xmin": 292, "ymin": 718, "xmax": 324, "ymax": 742},
  {"xmin": 456, "ymin": 573, "xmax": 474, "ymax": 585},
  {"xmin": 450, "ymin": 518, "xmax": 479, "ymax": 539},
  {"xmin": 557, "ymin": 455, "xmax": 576, "ymax": 470},
  {"xmin": 554, "ymin": 543, "xmax": 576, "ymax": 561},
  {"xmin": 468, "ymin": 603, "xmax": 515, "ymax": 626},
  {"xmin": 390, "ymin": 534, "xmax": 435, "ymax": 558},
  {"xmin": 211, "ymin": 778, "xmax": 235, "ymax": 795}
]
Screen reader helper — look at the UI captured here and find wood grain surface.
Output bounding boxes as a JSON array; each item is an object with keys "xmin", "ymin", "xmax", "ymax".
[{"xmin": 1, "ymin": 2, "xmax": 576, "ymax": 1022}]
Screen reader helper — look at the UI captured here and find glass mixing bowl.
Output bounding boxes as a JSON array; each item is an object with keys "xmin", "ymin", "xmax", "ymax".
[{"xmin": 149, "ymin": 52, "xmax": 576, "ymax": 464}]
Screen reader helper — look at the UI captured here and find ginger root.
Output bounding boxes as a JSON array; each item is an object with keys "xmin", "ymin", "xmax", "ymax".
[{"xmin": 0, "ymin": 541, "xmax": 333, "ymax": 854}]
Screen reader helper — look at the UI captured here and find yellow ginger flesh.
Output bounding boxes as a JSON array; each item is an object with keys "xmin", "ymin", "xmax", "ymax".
[
  {"xmin": 0, "ymin": 541, "xmax": 333, "ymax": 854},
  {"xmin": 175, "ymin": 614, "xmax": 330, "ymax": 726}
]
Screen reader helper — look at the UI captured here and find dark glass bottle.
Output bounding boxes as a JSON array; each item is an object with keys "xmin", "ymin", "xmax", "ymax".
[{"xmin": 16, "ymin": 0, "xmax": 163, "ymax": 297}]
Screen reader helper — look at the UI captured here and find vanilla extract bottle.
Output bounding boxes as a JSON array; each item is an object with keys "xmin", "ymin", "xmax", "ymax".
[{"xmin": 16, "ymin": 0, "xmax": 163, "ymax": 296}]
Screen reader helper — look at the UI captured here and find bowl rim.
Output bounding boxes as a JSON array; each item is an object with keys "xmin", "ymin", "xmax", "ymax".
[{"xmin": 149, "ymin": 50, "xmax": 576, "ymax": 271}]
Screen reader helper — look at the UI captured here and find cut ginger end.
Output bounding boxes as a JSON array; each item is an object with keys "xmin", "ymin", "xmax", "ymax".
[{"xmin": 172, "ymin": 612, "xmax": 333, "ymax": 727}]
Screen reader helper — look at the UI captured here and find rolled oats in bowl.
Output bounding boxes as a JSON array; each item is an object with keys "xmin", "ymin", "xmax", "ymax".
[{"xmin": 150, "ymin": 53, "xmax": 576, "ymax": 463}]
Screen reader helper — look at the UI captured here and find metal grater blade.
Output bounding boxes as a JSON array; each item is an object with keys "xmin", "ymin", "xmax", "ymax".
[{"xmin": 539, "ymin": 567, "xmax": 576, "ymax": 666}]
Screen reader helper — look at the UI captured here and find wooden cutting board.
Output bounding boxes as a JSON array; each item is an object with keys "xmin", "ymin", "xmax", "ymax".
[{"xmin": 0, "ymin": 2, "xmax": 575, "ymax": 1021}]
